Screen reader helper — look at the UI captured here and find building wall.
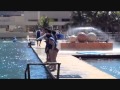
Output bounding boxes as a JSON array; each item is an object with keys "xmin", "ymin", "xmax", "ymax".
[
  {"xmin": 24, "ymin": 11, "xmax": 38, "ymax": 21},
  {"xmin": 23, "ymin": 11, "xmax": 71, "ymax": 21},
  {"xmin": 0, "ymin": 11, "xmax": 71, "ymax": 26},
  {"xmin": 0, "ymin": 32, "xmax": 28, "ymax": 38},
  {"xmin": 39, "ymin": 11, "xmax": 71, "ymax": 21},
  {"xmin": 0, "ymin": 17, "xmax": 12, "ymax": 25},
  {"xmin": 0, "ymin": 11, "xmax": 23, "ymax": 16},
  {"xmin": 0, "ymin": 16, "xmax": 25, "ymax": 25}
]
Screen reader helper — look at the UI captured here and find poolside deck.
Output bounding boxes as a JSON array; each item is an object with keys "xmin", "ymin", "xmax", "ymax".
[{"xmin": 31, "ymin": 40, "xmax": 116, "ymax": 79}]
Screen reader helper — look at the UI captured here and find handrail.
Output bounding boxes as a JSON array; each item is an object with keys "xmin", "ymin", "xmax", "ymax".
[{"xmin": 25, "ymin": 62, "xmax": 61, "ymax": 79}]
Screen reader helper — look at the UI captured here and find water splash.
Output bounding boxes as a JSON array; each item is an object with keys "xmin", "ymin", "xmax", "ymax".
[{"xmin": 67, "ymin": 27, "xmax": 110, "ymax": 42}]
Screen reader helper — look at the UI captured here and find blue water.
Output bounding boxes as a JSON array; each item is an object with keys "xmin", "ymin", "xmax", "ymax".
[
  {"xmin": 0, "ymin": 40, "xmax": 49, "ymax": 79},
  {"xmin": 76, "ymin": 51, "xmax": 105, "ymax": 55},
  {"xmin": 84, "ymin": 58, "xmax": 120, "ymax": 78}
]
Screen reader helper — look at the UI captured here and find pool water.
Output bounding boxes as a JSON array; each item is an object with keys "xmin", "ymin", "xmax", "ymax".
[
  {"xmin": 0, "ymin": 40, "xmax": 49, "ymax": 79},
  {"xmin": 76, "ymin": 51, "xmax": 105, "ymax": 55},
  {"xmin": 83, "ymin": 58, "xmax": 120, "ymax": 79}
]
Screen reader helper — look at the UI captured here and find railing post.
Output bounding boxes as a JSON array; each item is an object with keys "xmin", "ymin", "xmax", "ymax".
[
  {"xmin": 25, "ymin": 71, "xmax": 27, "ymax": 79},
  {"xmin": 28, "ymin": 64, "xmax": 30, "ymax": 79},
  {"xmin": 56, "ymin": 63, "xmax": 61, "ymax": 79}
]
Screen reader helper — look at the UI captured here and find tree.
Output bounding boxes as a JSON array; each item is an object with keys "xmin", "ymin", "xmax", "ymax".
[
  {"xmin": 71, "ymin": 11, "xmax": 120, "ymax": 33},
  {"xmin": 38, "ymin": 15, "xmax": 54, "ymax": 29}
]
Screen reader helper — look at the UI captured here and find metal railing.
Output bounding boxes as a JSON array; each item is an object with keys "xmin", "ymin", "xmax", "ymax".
[{"xmin": 25, "ymin": 62, "xmax": 61, "ymax": 79}]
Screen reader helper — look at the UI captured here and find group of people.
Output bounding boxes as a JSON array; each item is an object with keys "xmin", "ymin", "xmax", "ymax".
[{"xmin": 36, "ymin": 27, "xmax": 59, "ymax": 71}]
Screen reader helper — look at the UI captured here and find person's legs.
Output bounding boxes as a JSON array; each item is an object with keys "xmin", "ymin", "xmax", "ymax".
[
  {"xmin": 48, "ymin": 49, "xmax": 53, "ymax": 69},
  {"xmin": 49, "ymin": 49, "xmax": 53, "ymax": 62},
  {"xmin": 54, "ymin": 48, "xmax": 59, "ymax": 62},
  {"xmin": 48, "ymin": 48, "xmax": 59, "ymax": 71},
  {"xmin": 49, "ymin": 49, "xmax": 58, "ymax": 62},
  {"xmin": 44, "ymin": 47, "xmax": 50, "ymax": 63},
  {"xmin": 51, "ymin": 49, "xmax": 59, "ymax": 70},
  {"xmin": 37, "ymin": 40, "xmax": 38, "ymax": 46},
  {"xmin": 44, "ymin": 53, "xmax": 50, "ymax": 63},
  {"xmin": 39, "ymin": 40, "xmax": 42, "ymax": 46}
]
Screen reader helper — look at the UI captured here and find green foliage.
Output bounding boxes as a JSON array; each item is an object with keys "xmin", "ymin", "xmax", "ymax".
[
  {"xmin": 38, "ymin": 16, "xmax": 52, "ymax": 28},
  {"xmin": 38, "ymin": 16, "xmax": 45, "ymax": 26},
  {"xmin": 71, "ymin": 11, "xmax": 120, "ymax": 32}
]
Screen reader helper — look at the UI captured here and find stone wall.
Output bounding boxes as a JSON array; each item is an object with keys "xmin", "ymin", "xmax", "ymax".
[{"xmin": 60, "ymin": 42, "xmax": 113, "ymax": 50}]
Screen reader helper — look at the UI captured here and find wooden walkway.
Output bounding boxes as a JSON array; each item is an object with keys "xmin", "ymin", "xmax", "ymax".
[{"xmin": 32, "ymin": 40, "xmax": 116, "ymax": 79}]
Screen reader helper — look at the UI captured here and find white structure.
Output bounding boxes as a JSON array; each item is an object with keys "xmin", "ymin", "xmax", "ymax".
[
  {"xmin": 0, "ymin": 11, "xmax": 71, "ymax": 32},
  {"xmin": 24, "ymin": 11, "xmax": 71, "ymax": 30}
]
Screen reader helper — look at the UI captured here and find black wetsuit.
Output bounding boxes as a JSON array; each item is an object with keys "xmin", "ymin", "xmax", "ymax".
[
  {"xmin": 48, "ymin": 37, "xmax": 56, "ymax": 50},
  {"xmin": 36, "ymin": 30, "xmax": 42, "ymax": 41}
]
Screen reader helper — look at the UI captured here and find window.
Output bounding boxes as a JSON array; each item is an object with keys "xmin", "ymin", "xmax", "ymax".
[
  {"xmin": 51, "ymin": 18, "xmax": 58, "ymax": 22},
  {"xmin": 0, "ymin": 15, "xmax": 10, "ymax": 17},
  {"xmin": 62, "ymin": 18, "xmax": 70, "ymax": 22},
  {"xmin": 61, "ymin": 26, "xmax": 64, "ymax": 29},
  {"xmin": 53, "ymin": 25, "xmax": 58, "ymax": 30},
  {"xmin": 28, "ymin": 19, "xmax": 38, "ymax": 21},
  {"xmin": 53, "ymin": 18, "xmax": 58, "ymax": 21},
  {"xmin": 0, "ymin": 25, "xmax": 8, "ymax": 28}
]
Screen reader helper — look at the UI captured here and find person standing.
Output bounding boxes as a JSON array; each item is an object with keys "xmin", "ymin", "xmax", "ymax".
[
  {"xmin": 36, "ymin": 28, "xmax": 42, "ymax": 46},
  {"xmin": 48, "ymin": 31, "xmax": 59, "ymax": 71},
  {"xmin": 36, "ymin": 28, "xmax": 52, "ymax": 63},
  {"xmin": 51, "ymin": 30, "xmax": 59, "ymax": 64}
]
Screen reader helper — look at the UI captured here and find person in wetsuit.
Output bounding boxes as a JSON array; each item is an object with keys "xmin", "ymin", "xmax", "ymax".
[
  {"xmin": 46, "ymin": 33, "xmax": 59, "ymax": 71},
  {"xmin": 36, "ymin": 28, "xmax": 42, "ymax": 46}
]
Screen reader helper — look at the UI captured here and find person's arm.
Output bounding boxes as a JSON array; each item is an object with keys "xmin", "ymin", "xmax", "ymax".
[
  {"xmin": 37, "ymin": 33, "xmax": 46, "ymax": 40},
  {"xmin": 36, "ymin": 30, "xmax": 37, "ymax": 36}
]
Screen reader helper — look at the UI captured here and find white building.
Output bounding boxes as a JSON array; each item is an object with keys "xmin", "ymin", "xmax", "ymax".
[
  {"xmin": 0, "ymin": 11, "xmax": 71, "ymax": 32},
  {"xmin": 24, "ymin": 11, "xmax": 71, "ymax": 31}
]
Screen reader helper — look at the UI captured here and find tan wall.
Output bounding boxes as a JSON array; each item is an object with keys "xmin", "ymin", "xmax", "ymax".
[
  {"xmin": 40, "ymin": 11, "xmax": 71, "ymax": 20},
  {"xmin": 0, "ymin": 11, "xmax": 71, "ymax": 25},
  {"xmin": 24, "ymin": 21, "xmax": 37, "ymax": 25},
  {"xmin": 0, "ymin": 17, "xmax": 13, "ymax": 25},
  {"xmin": 24, "ymin": 11, "xmax": 38, "ymax": 20},
  {"xmin": 24, "ymin": 11, "xmax": 71, "ymax": 19},
  {"xmin": 0, "ymin": 32, "xmax": 36, "ymax": 38},
  {"xmin": 13, "ymin": 16, "xmax": 25, "ymax": 25},
  {"xmin": 0, "ymin": 32, "xmax": 28, "ymax": 38},
  {"xmin": 60, "ymin": 42, "xmax": 113, "ymax": 50},
  {"xmin": 0, "ymin": 16, "xmax": 37, "ymax": 25},
  {"xmin": 0, "ymin": 16, "xmax": 25, "ymax": 25},
  {"xmin": 9, "ymin": 25, "xmax": 16, "ymax": 30},
  {"xmin": 49, "ymin": 22, "xmax": 69, "ymax": 26},
  {"xmin": 24, "ymin": 11, "xmax": 71, "ymax": 21},
  {"xmin": 0, "ymin": 28, "xmax": 6, "ymax": 33}
]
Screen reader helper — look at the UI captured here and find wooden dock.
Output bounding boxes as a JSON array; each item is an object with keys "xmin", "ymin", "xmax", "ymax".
[{"xmin": 31, "ymin": 40, "xmax": 116, "ymax": 79}]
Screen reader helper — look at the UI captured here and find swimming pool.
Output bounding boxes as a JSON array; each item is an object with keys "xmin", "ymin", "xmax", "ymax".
[
  {"xmin": 76, "ymin": 51, "xmax": 105, "ymax": 55},
  {"xmin": 83, "ymin": 58, "xmax": 120, "ymax": 79},
  {"xmin": 0, "ymin": 40, "xmax": 50, "ymax": 79}
]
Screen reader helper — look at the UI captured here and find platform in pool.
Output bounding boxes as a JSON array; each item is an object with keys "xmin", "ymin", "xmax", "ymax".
[
  {"xmin": 73, "ymin": 54, "xmax": 120, "ymax": 58},
  {"xmin": 58, "ymin": 49, "xmax": 120, "ymax": 58},
  {"xmin": 73, "ymin": 51, "xmax": 120, "ymax": 58},
  {"xmin": 60, "ymin": 42, "xmax": 113, "ymax": 50}
]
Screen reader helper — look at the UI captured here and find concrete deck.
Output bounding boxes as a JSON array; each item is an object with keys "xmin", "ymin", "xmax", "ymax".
[{"xmin": 31, "ymin": 40, "xmax": 116, "ymax": 79}]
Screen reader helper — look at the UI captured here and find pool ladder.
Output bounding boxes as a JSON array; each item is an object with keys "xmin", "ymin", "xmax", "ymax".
[{"xmin": 25, "ymin": 62, "xmax": 61, "ymax": 79}]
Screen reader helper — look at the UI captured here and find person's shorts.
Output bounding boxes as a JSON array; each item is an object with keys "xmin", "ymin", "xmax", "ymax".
[{"xmin": 39, "ymin": 39, "xmax": 42, "ymax": 41}]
